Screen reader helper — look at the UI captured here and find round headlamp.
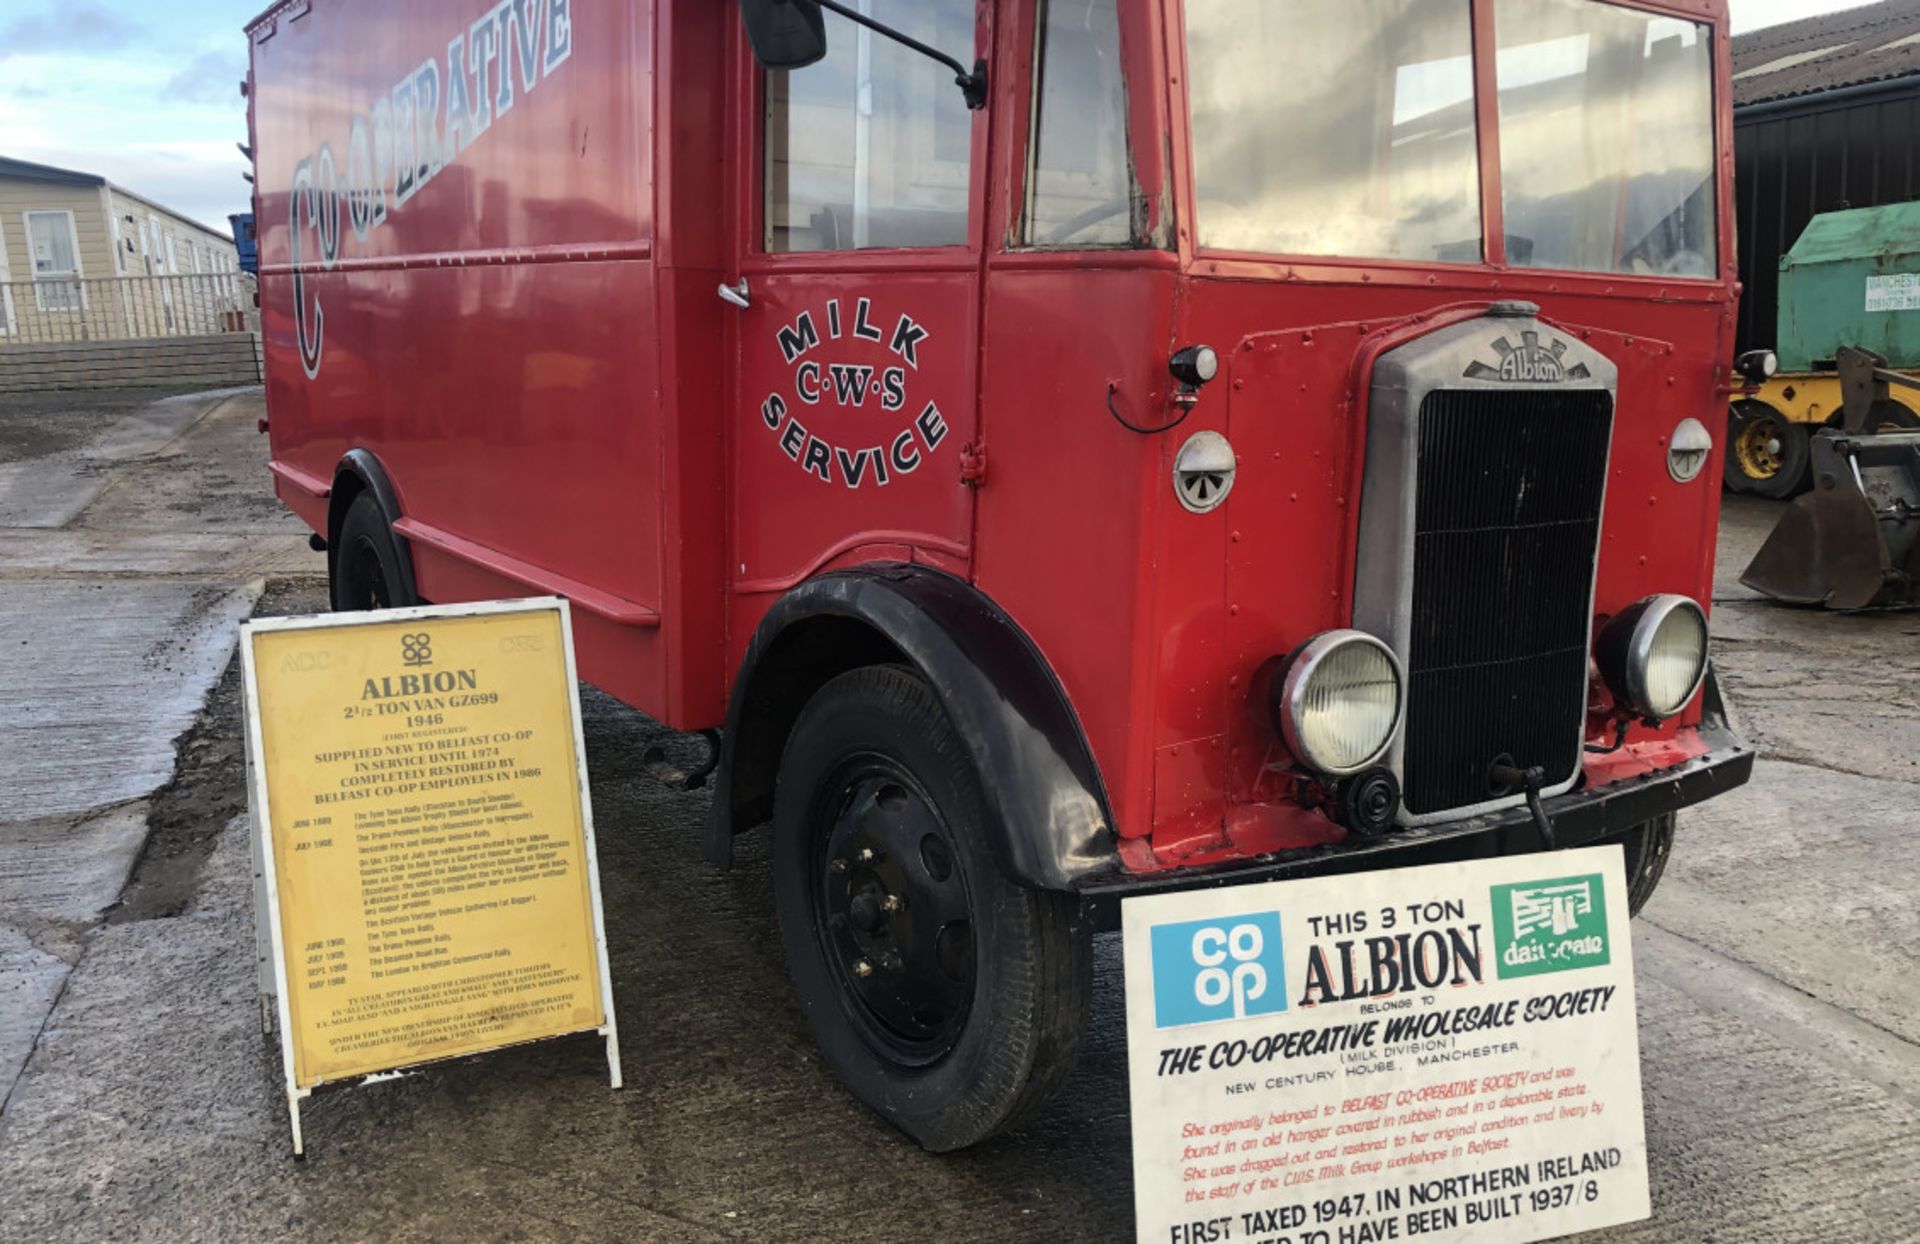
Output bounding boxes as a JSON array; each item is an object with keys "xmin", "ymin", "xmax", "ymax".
[
  {"xmin": 1734, "ymin": 349, "xmax": 1778, "ymax": 385},
  {"xmin": 1171, "ymin": 344, "xmax": 1219, "ymax": 388},
  {"xmin": 1597, "ymin": 595, "xmax": 1709, "ymax": 721},
  {"xmin": 1271, "ymin": 631, "xmax": 1404, "ymax": 775}
]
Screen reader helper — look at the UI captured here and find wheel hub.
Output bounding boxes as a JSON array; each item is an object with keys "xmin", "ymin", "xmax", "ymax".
[
  {"xmin": 1735, "ymin": 415, "xmax": 1785, "ymax": 478},
  {"xmin": 816, "ymin": 764, "xmax": 975, "ymax": 1061}
]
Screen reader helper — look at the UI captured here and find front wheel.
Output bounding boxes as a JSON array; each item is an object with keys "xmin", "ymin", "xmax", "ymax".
[
  {"xmin": 1603, "ymin": 812, "xmax": 1675, "ymax": 916},
  {"xmin": 772, "ymin": 666, "xmax": 1091, "ymax": 1152},
  {"xmin": 330, "ymin": 492, "xmax": 416, "ymax": 612}
]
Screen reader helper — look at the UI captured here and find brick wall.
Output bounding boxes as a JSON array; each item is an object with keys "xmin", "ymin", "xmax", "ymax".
[{"xmin": 0, "ymin": 333, "xmax": 262, "ymax": 394}]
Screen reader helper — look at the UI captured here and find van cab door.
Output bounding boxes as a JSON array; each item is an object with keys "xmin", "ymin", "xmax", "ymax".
[{"xmin": 727, "ymin": 1, "xmax": 989, "ymax": 598}]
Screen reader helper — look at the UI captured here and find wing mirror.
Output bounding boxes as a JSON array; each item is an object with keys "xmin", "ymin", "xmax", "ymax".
[
  {"xmin": 738, "ymin": 0, "xmax": 988, "ymax": 110},
  {"xmin": 739, "ymin": 0, "xmax": 829, "ymax": 70}
]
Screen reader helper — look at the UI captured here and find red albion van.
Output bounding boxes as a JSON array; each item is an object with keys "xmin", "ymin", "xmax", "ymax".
[{"xmin": 248, "ymin": 0, "xmax": 1753, "ymax": 1149}]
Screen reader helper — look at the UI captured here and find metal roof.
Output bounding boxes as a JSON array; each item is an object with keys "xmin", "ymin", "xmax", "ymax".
[
  {"xmin": 0, "ymin": 156, "xmax": 107, "ymax": 188},
  {"xmin": 1734, "ymin": 1, "xmax": 1920, "ymax": 108}
]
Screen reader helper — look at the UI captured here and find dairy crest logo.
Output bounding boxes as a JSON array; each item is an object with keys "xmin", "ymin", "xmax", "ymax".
[
  {"xmin": 1491, "ymin": 874, "xmax": 1610, "ymax": 979},
  {"xmin": 1148, "ymin": 912, "xmax": 1288, "ymax": 1029}
]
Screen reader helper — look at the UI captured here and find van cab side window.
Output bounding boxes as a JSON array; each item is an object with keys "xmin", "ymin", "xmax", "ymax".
[
  {"xmin": 764, "ymin": 0, "xmax": 974, "ymax": 253},
  {"xmin": 1024, "ymin": 0, "xmax": 1135, "ymax": 247}
]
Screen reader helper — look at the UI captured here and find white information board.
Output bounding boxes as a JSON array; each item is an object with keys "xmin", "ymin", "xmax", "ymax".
[
  {"xmin": 243, "ymin": 598, "xmax": 620, "ymax": 1156},
  {"xmin": 1123, "ymin": 846, "xmax": 1648, "ymax": 1244},
  {"xmin": 1865, "ymin": 273, "xmax": 1920, "ymax": 312}
]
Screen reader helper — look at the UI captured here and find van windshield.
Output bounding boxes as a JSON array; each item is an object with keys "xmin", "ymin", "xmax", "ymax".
[
  {"xmin": 1184, "ymin": 0, "xmax": 1483, "ymax": 263},
  {"xmin": 1496, "ymin": 0, "xmax": 1717, "ymax": 278},
  {"xmin": 1182, "ymin": 0, "xmax": 1719, "ymax": 277}
]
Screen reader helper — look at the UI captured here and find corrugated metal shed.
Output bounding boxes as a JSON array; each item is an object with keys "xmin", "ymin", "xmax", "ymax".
[
  {"xmin": 1734, "ymin": 1, "xmax": 1920, "ymax": 106},
  {"xmin": 1733, "ymin": 3, "xmax": 1920, "ymax": 354}
]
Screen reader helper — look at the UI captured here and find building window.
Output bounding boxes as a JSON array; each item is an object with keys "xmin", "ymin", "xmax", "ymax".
[
  {"xmin": 25, "ymin": 211, "xmax": 84, "ymax": 311},
  {"xmin": 763, "ymin": 0, "xmax": 975, "ymax": 253},
  {"xmin": 0, "ymin": 227, "xmax": 15, "ymax": 335}
]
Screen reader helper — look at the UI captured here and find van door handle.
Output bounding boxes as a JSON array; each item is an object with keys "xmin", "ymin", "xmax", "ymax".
[{"xmin": 718, "ymin": 279, "xmax": 750, "ymax": 310}]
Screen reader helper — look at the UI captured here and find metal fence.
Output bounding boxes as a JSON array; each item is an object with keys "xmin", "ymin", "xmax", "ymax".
[{"xmin": 0, "ymin": 273, "xmax": 259, "ymax": 345}]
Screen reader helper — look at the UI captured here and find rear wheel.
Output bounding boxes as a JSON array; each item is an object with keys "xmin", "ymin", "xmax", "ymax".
[
  {"xmin": 772, "ymin": 665, "xmax": 1090, "ymax": 1152},
  {"xmin": 1603, "ymin": 813, "xmax": 1675, "ymax": 916},
  {"xmin": 1869, "ymin": 404, "xmax": 1920, "ymax": 433},
  {"xmin": 1727, "ymin": 402, "xmax": 1810, "ymax": 499},
  {"xmin": 330, "ymin": 492, "xmax": 415, "ymax": 612}
]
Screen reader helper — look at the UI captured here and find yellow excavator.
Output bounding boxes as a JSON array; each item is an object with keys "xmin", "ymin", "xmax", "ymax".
[
  {"xmin": 1733, "ymin": 204, "xmax": 1920, "ymax": 609},
  {"xmin": 1741, "ymin": 346, "xmax": 1920, "ymax": 609},
  {"xmin": 1727, "ymin": 374, "xmax": 1920, "ymax": 498},
  {"xmin": 1727, "ymin": 204, "xmax": 1920, "ymax": 500}
]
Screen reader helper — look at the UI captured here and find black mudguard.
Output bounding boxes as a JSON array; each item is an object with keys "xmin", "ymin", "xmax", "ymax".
[
  {"xmin": 704, "ymin": 566, "xmax": 1117, "ymax": 892},
  {"xmin": 329, "ymin": 447, "xmax": 419, "ymax": 605}
]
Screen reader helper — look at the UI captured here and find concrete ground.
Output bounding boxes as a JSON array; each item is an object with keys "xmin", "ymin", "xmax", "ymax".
[
  {"xmin": 0, "ymin": 388, "xmax": 308, "ymax": 1111},
  {"xmin": 0, "ymin": 391, "xmax": 1914, "ymax": 1242}
]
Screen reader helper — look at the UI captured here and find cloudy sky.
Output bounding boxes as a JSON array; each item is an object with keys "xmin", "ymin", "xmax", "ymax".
[
  {"xmin": 1730, "ymin": 0, "xmax": 1884, "ymax": 31},
  {"xmin": 0, "ymin": 0, "xmax": 1887, "ymax": 239},
  {"xmin": 1, "ymin": 1, "xmax": 257, "ymax": 236}
]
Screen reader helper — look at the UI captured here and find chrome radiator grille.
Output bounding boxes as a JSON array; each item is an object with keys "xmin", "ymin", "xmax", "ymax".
[
  {"xmin": 1401, "ymin": 389, "xmax": 1614, "ymax": 815},
  {"xmin": 1353, "ymin": 311, "xmax": 1619, "ymax": 826}
]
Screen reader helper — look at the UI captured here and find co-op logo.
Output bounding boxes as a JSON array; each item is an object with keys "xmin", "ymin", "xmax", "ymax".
[
  {"xmin": 400, "ymin": 632, "xmax": 434, "ymax": 667},
  {"xmin": 1149, "ymin": 913, "xmax": 1289, "ymax": 1029},
  {"xmin": 758, "ymin": 296, "xmax": 949, "ymax": 489}
]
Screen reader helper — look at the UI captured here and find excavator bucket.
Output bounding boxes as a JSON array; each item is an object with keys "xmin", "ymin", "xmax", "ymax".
[{"xmin": 1741, "ymin": 429, "xmax": 1920, "ymax": 609}]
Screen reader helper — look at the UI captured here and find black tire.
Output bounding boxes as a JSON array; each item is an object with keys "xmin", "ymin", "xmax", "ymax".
[
  {"xmin": 771, "ymin": 665, "xmax": 1091, "ymax": 1152},
  {"xmin": 1722, "ymin": 403, "xmax": 1755, "ymax": 495},
  {"xmin": 1870, "ymin": 403, "xmax": 1920, "ymax": 432},
  {"xmin": 1727, "ymin": 403, "xmax": 1810, "ymax": 499},
  {"xmin": 330, "ymin": 492, "xmax": 415, "ymax": 612},
  {"xmin": 1603, "ymin": 813, "xmax": 1674, "ymax": 916}
]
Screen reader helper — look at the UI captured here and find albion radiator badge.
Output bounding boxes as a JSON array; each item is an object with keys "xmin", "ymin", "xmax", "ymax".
[{"xmin": 1465, "ymin": 331, "xmax": 1592, "ymax": 383}]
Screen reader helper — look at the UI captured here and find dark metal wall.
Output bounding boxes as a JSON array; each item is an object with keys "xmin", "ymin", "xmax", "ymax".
[{"xmin": 1734, "ymin": 79, "xmax": 1920, "ymax": 356}]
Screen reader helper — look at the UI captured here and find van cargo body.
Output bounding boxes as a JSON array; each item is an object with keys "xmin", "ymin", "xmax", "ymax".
[{"xmin": 249, "ymin": 0, "xmax": 1753, "ymax": 1148}]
